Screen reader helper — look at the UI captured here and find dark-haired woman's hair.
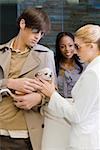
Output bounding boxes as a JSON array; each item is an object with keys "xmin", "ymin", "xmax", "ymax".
[{"xmin": 55, "ymin": 32, "xmax": 83, "ymax": 76}]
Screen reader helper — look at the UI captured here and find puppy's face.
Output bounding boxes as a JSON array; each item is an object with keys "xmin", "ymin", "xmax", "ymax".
[{"xmin": 35, "ymin": 68, "xmax": 53, "ymax": 81}]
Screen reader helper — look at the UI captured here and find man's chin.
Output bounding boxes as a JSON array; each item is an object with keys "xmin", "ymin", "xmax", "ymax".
[
  {"xmin": 26, "ymin": 43, "xmax": 37, "ymax": 49},
  {"xmin": 32, "ymin": 43, "xmax": 37, "ymax": 47}
]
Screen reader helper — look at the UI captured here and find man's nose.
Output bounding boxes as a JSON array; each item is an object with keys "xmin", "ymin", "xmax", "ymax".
[{"xmin": 34, "ymin": 32, "xmax": 41, "ymax": 38}]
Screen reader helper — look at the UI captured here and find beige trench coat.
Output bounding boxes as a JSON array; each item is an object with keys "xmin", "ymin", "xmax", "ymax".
[{"xmin": 0, "ymin": 38, "xmax": 56, "ymax": 150}]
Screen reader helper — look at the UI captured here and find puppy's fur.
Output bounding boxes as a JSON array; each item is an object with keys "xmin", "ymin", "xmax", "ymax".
[{"xmin": 35, "ymin": 67, "xmax": 53, "ymax": 82}]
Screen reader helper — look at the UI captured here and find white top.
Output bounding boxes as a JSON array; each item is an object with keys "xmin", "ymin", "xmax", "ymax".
[{"xmin": 48, "ymin": 56, "xmax": 100, "ymax": 149}]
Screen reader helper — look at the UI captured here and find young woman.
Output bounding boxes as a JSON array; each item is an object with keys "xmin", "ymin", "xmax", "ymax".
[
  {"xmin": 55, "ymin": 32, "xmax": 85, "ymax": 98},
  {"xmin": 34, "ymin": 24, "xmax": 100, "ymax": 150}
]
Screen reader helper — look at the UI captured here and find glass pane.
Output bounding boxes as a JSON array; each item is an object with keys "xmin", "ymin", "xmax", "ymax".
[
  {"xmin": 0, "ymin": 0, "xmax": 100, "ymax": 50},
  {"xmin": 17, "ymin": 0, "xmax": 100, "ymax": 52}
]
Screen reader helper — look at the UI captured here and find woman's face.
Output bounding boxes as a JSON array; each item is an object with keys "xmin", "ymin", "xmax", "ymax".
[
  {"xmin": 59, "ymin": 35, "xmax": 75, "ymax": 59},
  {"xmin": 75, "ymin": 37, "xmax": 99, "ymax": 63}
]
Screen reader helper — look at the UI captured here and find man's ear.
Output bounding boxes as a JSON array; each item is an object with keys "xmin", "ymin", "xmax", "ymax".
[{"xmin": 20, "ymin": 19, "xmax": 25, "ymax": 29}]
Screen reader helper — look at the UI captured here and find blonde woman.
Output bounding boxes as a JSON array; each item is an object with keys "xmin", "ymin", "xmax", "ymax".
[{"xmin": 33, "ymin": 24, "xmax": 100, "ymax": 150}]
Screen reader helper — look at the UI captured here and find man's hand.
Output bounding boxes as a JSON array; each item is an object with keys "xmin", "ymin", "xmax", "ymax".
[
  {"xmin": 7, "ymin": 78, "xmax": 42, "ymax": 94},
  {"xmin": 14, "ymin": 92, "xmax": 42, "ymax": 110}
]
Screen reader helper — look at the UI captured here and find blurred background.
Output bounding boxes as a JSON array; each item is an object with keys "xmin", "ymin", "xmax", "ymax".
[{"xmin": 0, "ymin": 0, "xmax": 100, "ymax": 52}]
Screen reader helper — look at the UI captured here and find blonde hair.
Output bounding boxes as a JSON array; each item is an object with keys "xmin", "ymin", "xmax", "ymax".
[{"xmin": 75, "ymin": 24, "xmax": 100, "ymax": 49}]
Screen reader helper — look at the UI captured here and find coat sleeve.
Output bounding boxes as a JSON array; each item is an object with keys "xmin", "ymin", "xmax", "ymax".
[
  {"xmin": 35, "ymin": 50, "xmax": 57, "ymax": 110},
  {"xmin": 0, "ymin": 65, "xmax": 8, "ymax": 101},
  {"xmin": 45, "ymin": 50, "xmax": 57, "ymax": 84},
  {"xmin": 48, "ymin": 70, "xmax": 99, "ymax": 123}
]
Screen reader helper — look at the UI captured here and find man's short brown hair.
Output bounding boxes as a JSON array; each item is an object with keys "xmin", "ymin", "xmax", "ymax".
[{"xmin": 17, "ymin": 7, "xmax": 51, "ymax": 34}]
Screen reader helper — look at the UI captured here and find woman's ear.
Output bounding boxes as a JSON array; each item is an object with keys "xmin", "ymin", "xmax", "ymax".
[{"xmin": 20, "ymin": 19, "xmax": 25, "ymax": 29}]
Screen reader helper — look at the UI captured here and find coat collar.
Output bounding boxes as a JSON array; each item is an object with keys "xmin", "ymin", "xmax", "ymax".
[
  {"xmin": 85, "ymin": 55, "xmax": 100, "ymax": 71},
  {"xmin": 19, "ymin": 50, "xmax": 40, "ymax": 76},
  {"xmin": 0, "ymin": 39, "xmax": 44, "ymax": 77}
]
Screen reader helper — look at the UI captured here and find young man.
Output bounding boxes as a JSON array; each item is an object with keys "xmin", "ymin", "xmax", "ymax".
[{"xmin": 0, "ymin": 8, "xmax": 56, "ymax": 150}]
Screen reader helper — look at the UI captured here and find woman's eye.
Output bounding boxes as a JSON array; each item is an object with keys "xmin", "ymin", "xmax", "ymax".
[{"xmin": 60, "ymin": 45, "xmax": 65, "ymax": 49}]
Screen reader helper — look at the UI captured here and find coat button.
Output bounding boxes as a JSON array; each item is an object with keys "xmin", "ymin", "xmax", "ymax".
[{"xmin": 42, "ymin": 124, "xmax": 44, "ymax": 128}]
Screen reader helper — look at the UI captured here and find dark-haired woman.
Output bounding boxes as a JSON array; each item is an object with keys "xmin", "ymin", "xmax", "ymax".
[{"xmin": 55, "ymin": 32, "xmax": 86, "ymax": 98}]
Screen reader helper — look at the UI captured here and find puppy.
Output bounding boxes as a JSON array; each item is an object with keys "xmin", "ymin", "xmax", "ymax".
[{"xmin": 35, "ymin": 67, "xmax": 53, "ymax": 82}]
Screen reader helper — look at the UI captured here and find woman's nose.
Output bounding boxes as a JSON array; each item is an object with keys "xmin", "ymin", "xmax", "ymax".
[
  {"xmin": 74, "ymin": 48, "xmax": 78, "ymax": 54},
  {"xmin": 64, "ymin": 46, "xmax": 69, "ymax": 51}
]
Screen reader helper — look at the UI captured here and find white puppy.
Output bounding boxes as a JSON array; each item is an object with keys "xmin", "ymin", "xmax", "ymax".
[{"xmin": 35, "ymin": 67, "xmax": 53, "ymax": 81}]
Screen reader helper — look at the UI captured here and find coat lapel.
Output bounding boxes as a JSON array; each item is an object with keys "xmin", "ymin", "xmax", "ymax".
[
  {"xmin": 0, "ymin": 39, "xmax": 42, "ymax": 78},
  {"xmin": 19, "ymin": 50, "xmax": 41, "ymax": 76}
]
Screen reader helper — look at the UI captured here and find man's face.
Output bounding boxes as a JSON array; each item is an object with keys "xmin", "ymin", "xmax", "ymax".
[
  {"xmin": 19, "ymin": 19, "xmax": 45, "ymax": 48},
  {"xmin": 21, "ymin": 28, "xmax": 44, "ymax": 48}
]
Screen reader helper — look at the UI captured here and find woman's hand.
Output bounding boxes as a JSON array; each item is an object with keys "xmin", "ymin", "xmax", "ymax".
[{"xmin": 32, "ymin": 78, "xmax": 56, "ymax": 98}]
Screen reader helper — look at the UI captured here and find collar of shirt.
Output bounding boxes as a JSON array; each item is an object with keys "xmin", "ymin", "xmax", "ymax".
[
  {"xmin": 60, "ymin": 63, "xmax": 78, "ymax": 71},
  {"xmin": 10, "ymin": 39, "xmax": 30, "ymax": 55}
]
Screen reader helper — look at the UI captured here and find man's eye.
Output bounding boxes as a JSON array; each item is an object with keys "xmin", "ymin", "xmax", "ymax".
[
  {"xmin": 32, "ymin": 29, "xmax": 39, "ymax": 33},
  {"xmin": 41, "ymin": 32, "xmax": 45, "ymax": 36}
]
